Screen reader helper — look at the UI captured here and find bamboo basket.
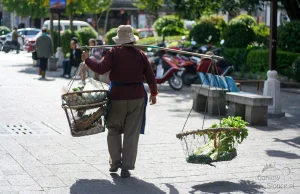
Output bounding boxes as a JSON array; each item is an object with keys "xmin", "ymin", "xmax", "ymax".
[{"xmin": 61, "ymin": 89, "xmax": 108, "ymax": 137}]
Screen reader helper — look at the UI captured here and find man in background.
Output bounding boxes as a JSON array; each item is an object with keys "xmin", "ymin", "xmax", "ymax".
[
  {"xmin": 36, "ymin": 27, "xmax": 53, "ymax": 79},
  {"xmin": 12, "ymin": 26, "xmax": 20, "ymax": 54}
]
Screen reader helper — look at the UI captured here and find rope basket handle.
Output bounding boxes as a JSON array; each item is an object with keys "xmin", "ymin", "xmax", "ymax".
[{"xmin": 176, "ymin": 127, "xmax": 242, "ymax": 139}]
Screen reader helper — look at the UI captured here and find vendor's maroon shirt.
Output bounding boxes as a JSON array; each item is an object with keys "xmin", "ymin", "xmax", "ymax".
[{"xmin": 85, "ymin": 46, "xmax": 158, "ymax": 100}]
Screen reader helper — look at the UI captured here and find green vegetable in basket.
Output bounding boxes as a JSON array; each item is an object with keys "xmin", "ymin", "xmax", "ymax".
[
  {"xmin": 210, "ymin": 150, "xmax": 219, "ymax": 161},
  {"xmin": 218, "ymin": 148, "xmax": 237, "ymax": 161},
  {"xmin": 195, "ymin": 140, "xmax": 215, "ymax": 156},
  {"xmin": 73, "ymin": 87, "xmax": 80, "ymax": 92}
]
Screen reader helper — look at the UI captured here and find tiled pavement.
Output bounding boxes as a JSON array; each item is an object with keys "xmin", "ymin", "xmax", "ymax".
[{"xmin": 0, "ymin": 51, "xmax": 299, "ymax": 194}]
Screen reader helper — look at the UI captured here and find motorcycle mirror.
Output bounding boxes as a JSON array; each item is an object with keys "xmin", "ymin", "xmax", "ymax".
[
  {"xmin": 191, "ymin": 41, "xmax": 196, "ymax": 45},
  {"xmin": 220, "ymin": 39, "xmax": 225, "ymax": 45},
  {"xmin": 147, "ymin": 47, "xmax": 152, "ymax": 51},
  {"xmin": 181, "ymin": 36, "xmax": 186, "ymax": 40}
]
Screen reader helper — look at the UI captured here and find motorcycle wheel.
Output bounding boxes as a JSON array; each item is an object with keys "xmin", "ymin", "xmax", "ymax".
[
  {"xmin": 168, "ymin": 73, "xmax": 183, "ymax": 91},
  {"xmin": 4, "ymin": 47, "xmax": 10, "ymax": 53},
  {"xmin": 182, "ymin": 71, "xmax": 195, "ymax": 86}
]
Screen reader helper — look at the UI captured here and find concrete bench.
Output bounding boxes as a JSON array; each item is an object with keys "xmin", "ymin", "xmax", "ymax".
[
  {"xmin": 226, "ymin": 92, "xmax": 273, "ymax": 126},
  {"xmin": 191, "ymin": 84, "xmax": 227, "ymax": 115}
]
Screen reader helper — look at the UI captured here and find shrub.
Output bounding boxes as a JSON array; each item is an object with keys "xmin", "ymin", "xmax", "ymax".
[
  {"xmin": 77, "ymin": 27, "xmax": 97, "ymax": 46},
  {"xmin": 0, "ymin": 26, "xmax": 10, "ymax": 35},
  {"xmin": 246, "ymin": 50, "xmax": 300, "ymax": 75},
  {"xmin": 104, "ymin": 27, "xmax": 139, "ymax": 45},
  {"xmin": 189, "ymin": 22, "xmax": 221, "ymax": 45},
  {"xmin": 223, "ymin": 23, "xmax": 256, "ymax": 48},
  {"xmin": 161, "ymin": 25, "xmax": 185, "ymax": 36},
  {"xmin": 61, "ymin": 30, "xmax": 80, "ymax": 54},
  {"xmin": 278, "ymin": 21, "xmax": 300, "ymax": 52},
  {"xmin": 137, "ymin": 36, "xmax": 182, "ymax": 45},
  {"xmin": 252, "ymin": 23, "xmax": 270, "ymax": 46},
  {"xmin": 153, "ymin": 15, "xmax": 185, "ymax": 36},
  {"xmin": 292, "ymin": 57, "xmax": 300, "ymax": 82},
  {"xmin": 223, "ymin": 48, "xmax": 248, "ymax": 72},
  {"xmin": 229, "ymin": 14, "xmax": 257, "ymax": 26},
  {"xmin": 200, "ymin": 15, "xmax": 227, "ymax": 33},
  {"xmin": 52, "ymin": 31, "xmax": 59, "ymax": 53}
]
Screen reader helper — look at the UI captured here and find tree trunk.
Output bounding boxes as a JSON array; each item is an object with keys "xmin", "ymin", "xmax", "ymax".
[
  {"xmin": 281, "ymin": 0, "xmax": 300, "ymax": 21},
  {"xmin": 50, "ymin": 12, "xmax": 54, "ymax": 53},
  {"xmin": 103, "ymin": 10, "xmax": 109, "ymax": 36},
  {"xmin": 96, "ymin": 13, "xmax": 103, "ymax": 34},
  {"xmin": 70, "ymin": 11, "xmax": 74, "ymax": 32}
]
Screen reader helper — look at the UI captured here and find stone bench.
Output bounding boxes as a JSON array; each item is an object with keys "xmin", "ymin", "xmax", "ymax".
[
  {"xmin": 191, "ymin": 84, "xmax": 227, "ymax": 115},
  {"xmin": 226, "ymin": 92, "xmax": 273, "ymax": 126}
]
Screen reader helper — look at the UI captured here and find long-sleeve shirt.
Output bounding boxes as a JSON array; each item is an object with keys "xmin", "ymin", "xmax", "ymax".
[{"xmin": 85, "ymin": 46, "xmax": 158, "ymax": 100}]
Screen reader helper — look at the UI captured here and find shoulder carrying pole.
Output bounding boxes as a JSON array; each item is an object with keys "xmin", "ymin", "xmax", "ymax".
[{"xmin": 81, "ymin": 44, "xmax": 223, "ymax": 60}]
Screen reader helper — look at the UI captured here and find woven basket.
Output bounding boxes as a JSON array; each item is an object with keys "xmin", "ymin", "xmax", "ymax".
[
  {"xmin": 176, "ymin": 127, "xmax": 242, "ymax": 164},
  {"xmin": 61, "ymin": 89, "xmax": 108, "ymax": 137}
]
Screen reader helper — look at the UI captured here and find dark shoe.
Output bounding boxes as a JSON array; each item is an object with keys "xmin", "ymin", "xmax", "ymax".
[
  {"xmin": 109, "ymin": 164, "xmax": 121, "ymax": 173},
  {"xmin": 120, "ymin": 169, "xmax": 131, "ymax": 178}
]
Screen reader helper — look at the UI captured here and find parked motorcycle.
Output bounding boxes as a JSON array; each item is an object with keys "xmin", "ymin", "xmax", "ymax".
[{"xmin": 149, "ymin": 53, "xmax": 185, "ymax": 91}]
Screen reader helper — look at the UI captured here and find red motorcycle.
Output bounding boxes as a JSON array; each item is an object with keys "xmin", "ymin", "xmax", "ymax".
[{"xmin": 150, "ymin": 54, "xmax": 185, "ymax": 90}]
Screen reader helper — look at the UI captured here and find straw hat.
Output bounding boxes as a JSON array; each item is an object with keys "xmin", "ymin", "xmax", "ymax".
[
  {"xmin": 112, "ymin": 25, "xmax": 139, "ymax": 44},
  {"xmin": 202, "ymin": 51, "xmax": 214, "ymax": 59}
]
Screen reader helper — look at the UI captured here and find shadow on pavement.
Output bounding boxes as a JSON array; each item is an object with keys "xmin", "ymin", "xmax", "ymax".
[
  {"xmin": 190, "ymin": 180, "xmax": 264, "ymax": 194},
  {"xmin": 70, "ymin": 174, "xmax": 168, "ymax": 194},
  {"xmin": 18, "ymin": 66, "xmax": 65, "ymax": 79},
  {"xmin": 274, "ymin": 137, "xmax": 300, "ymax": 149},
  {"xmin": 266, "ymin": 150, "xmax": 300, "ymax": 159}
]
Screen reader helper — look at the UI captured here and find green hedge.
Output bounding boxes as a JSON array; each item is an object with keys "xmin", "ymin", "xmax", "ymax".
[
  {"xmin": 223, "ymin": 23, "xmax": 256, "ymax": 48},
  {"xmin": 153, "ymin": 15, "xmax": 185, "ymax": 36},
  {"xmin": 278, "ymin": 21, "xmax": 300, "ymax": 52},
  {"xmin": 292, "ymin": 57, "xmax": 300, "ymax": 82},
  {"xmin": 136, "ymin": 36, "xmax": 182, "ymax": 45},
  {"xmin": 252, "ymin": 23, "xmax": 270, "ymax": 46},
  {"xmin": 223, "ymin": 48, "xmax": 248, "ymax": 71},
  {"xmin": 77, "ymin": 27, "xmax": 97, "ymax": 46},
  {"xmin": 246, "ymin": 50, "xmax": 300, "ymax": 75},
  {"xmin": 189, "ymin": 22, "xmax": 220, "ymax": 45},
  {"xmin": 229, "ymin": 14, "xmax": 257, "ymax": 26},
  {"xmin": 61, "ymin": 30, "xmax": 81, "ymax": 55},
  {"xmin": 105, "ymin": 28, "xmax": 139, "ymax": 45},
  {"xmin": 200, "ymin": 15, "xmax": 227, "ymax": 33},
  {"xmin": 0, "ymin": 26, "xmax": 10, "ymax": 35}
]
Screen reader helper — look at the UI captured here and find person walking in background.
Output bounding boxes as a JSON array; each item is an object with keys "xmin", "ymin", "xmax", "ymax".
[
  {"xmin": 79, "ymin": 38, "xmax": 103, "ymax": 84},
  {"xmin": 36, "ymin": 27, "xmax": 53, "ymax": 79},
  {"xmin": 12, "ymin": 26, "xmax": 20, "ymax": 54},
  {"xmin": 61, "ymin": 38, "xmax": 82, "ymax": 79},
  {"xmin": 81, "ymin": 25, "xmax": 158, "ymax": 178}
]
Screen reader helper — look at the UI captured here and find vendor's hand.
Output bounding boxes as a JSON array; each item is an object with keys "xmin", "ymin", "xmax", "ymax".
[
  {"xmin": 149, "ymin": 95, "xmax": 156, "ymax": 105},
  {"xmin": 81, "ymin": 51, "xmax": 89, "ymax": 62}
]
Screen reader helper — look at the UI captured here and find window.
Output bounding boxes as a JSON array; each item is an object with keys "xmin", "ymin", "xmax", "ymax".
[
  {"xmin": 18, "ymin": 30, "xmax": 25, "ymax": 35},
  {"xmin": 53, "ymin": 25, "xmax": 63, "ymax": 31},
  {"xmin": 26, "ymin": 30, "xmax": 40, "ymax": 36}
]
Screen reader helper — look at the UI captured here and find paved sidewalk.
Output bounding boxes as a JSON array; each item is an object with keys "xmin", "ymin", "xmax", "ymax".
[{"xmin": 0, "ymin": 51, "xmax": 299, "ymax": 194}]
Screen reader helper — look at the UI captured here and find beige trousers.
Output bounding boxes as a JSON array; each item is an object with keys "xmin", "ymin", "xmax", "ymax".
[{"xmin": 106, "ymin": 98, "xmax": 145, "ymax": 170}]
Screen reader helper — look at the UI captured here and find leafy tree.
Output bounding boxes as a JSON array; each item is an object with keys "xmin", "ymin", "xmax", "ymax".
[
  {"xmin": 66, "ymin": 0, "xmax": 110, "ymax": 32},
  {"xmin": 133, "ymin": 0, "xmax": 164, "ymax": 18},
  {"xmin": 170, "ymin": 0, "xmax": 300, "ymax": 21},
  {"xmin": 2, "ymin": 0, "xmax": 49, "ymax": 18}
]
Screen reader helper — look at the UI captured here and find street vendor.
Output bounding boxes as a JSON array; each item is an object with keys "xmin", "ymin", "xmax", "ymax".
[{"xmin": 81, "ymin": 25, "xmax": 158, "ymax": 178}]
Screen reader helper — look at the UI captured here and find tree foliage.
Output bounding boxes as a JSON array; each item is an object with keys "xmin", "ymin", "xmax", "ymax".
[
  {"xmin": 133, "ymin": 0, "xmax": 164, "ymax": 17},
  {"xmin": 2, "ymin": 0, "xmax": 49, "ymax": 18},
  {"xmin": 135, "ymin": 0, "xmax": 300, "ymax": 21}
]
